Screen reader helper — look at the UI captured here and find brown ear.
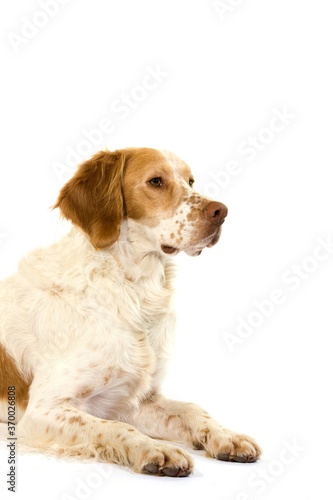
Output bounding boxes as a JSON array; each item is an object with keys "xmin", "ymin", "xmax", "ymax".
[{"xmin": 54, "ymin": 150, "xmax": 126, "ymax": 249}]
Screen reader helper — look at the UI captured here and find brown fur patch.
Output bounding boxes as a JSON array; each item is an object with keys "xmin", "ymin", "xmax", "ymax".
[
  {"xmin": 0, "ymin": 343, "xmax": 32, "ymax": 413},
  {"xmin": 122, "ymin": 149, "xmax": 190, "ymax": 225},
  {"xmin": 186, "ymin": 209, "xmax": 200, "ymax": 222},
  {"xmin": 54, "ymin": 150, "xmax": 126, "ymax": 249},
  {"xmin": 102, "ymin": 366, "xmax": 114, "ymax": 385},
  {"xmin": 76, "ymin": 387, "xmax": 93, "ymax": 399},
  {"xmin": 68, "ymin": 416, "xmax": 86, "ymax": 426}
]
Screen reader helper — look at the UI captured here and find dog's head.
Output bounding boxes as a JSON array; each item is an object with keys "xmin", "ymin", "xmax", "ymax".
[{"xmin": 54, "ymin": 148, "xmax": 228, "ymax": 256}]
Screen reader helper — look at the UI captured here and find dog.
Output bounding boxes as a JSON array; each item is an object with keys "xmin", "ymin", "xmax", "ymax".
[{"xmin": 0, "ymin": 148, "xmax": 261, "ymax": 477}]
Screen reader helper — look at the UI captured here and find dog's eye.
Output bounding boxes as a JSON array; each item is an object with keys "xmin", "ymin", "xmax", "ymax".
[
  {"xmin": 189, "ymin": 178, "xmax": 195, "ymax": 188},
  {"xmin": 149, "ymin": 177, "xmax": 163, "ymax": 187}
]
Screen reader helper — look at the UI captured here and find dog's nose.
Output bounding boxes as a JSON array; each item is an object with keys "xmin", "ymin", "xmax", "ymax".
[{"xmin": 204, "ymin": 201, "xmax": 228, "ymax": 225}]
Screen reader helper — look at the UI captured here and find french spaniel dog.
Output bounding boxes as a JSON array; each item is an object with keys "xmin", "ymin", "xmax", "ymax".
[{"xmin": 0, "ymin": 148, "xmax": 261, "ymax": 477}]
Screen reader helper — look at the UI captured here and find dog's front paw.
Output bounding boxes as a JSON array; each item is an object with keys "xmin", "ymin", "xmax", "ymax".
[
  {"xmin": 137, "ymin": 441, "xmax": 194, "ymax": 477},
  {"xmin": 193, "ymin": 427, "xmax": 261, "ymax": 463}
]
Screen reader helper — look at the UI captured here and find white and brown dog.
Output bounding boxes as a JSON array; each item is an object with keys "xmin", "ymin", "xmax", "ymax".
[{"xmin": 0, "ymin": 148, "xmax": 261, "ymax": 477}]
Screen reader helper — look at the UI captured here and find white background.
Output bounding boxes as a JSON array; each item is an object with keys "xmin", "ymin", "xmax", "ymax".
[{"xmin": 0, "ymin": 1, "xmax": 332, "ymax": 499}]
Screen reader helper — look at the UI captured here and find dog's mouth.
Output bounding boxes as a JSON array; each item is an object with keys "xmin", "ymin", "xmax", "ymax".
[
  {"xmin": 161, "ymin": 245, "xmax": 179, "ymax": 255},
  {"xmin": 207, "ymin": 228, "xmax": 222, "ymax": 248},
  {"xmin": 161, "ymin": 227, "xmax": 222, "ymax": 257}
]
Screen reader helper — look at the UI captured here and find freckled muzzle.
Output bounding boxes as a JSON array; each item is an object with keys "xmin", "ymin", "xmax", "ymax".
[
  {"xmin": 197, "ymin": 200, "xmax": 228, "ymax": 253},
  {"xmin": 161, "ymin": 200, "xmax": 228, "ymax": 256}
]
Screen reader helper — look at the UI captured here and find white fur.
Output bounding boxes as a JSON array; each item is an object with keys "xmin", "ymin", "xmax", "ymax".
[{"xmin": 0, "ymin": 221, "xmax": 175, "ymax": 420}]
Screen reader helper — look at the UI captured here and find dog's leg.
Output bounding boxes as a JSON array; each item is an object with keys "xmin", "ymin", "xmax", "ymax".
[
  {"xmin": 127, "ymin": 393, "xmax": 262, "ymax": 463},
  {"xmin": 18, "ymin": 392, "xmax": 193, "ymax": 477}
]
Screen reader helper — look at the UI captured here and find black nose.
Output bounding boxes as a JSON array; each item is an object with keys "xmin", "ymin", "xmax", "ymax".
[{"xmin": 204, "ymin": 202, "xmax": 228, "ymax": 225}]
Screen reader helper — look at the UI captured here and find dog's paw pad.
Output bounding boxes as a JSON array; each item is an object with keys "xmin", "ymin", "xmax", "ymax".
[
  {"xmin": 215, "ymin": 433, "xmax": 261, "ymax": 463},
  {"xmin": 161, "ymin": 466, "xmax": 190, "ymax": 477},
  {"xmin": 143, "ymin": 463, "xmax": 159, "ymax": 474},
  {"xmin": 217, "ymin": 452, "xmax": 252, "ymax": 463},
  {"xmin": 140, "ymin": 443, "xmax": 193, "ymax": 477},
  {"xmin": 195, "ymin": 428, "xmax": 262, "ymax": 464}
]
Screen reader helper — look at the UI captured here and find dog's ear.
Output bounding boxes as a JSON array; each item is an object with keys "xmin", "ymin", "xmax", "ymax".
[{"xmin": 54, "ymin": 150, "xmax": 126, "ymax": 249}]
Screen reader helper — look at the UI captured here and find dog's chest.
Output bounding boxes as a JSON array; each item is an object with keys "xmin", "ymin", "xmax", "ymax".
[
  {"xmin": 83, "ymin": 257, "xmax": 175, "ymax": 365},
  {"xmin": 90, "ymin": 253, "xmax": 174, "ymax": 329},
  {"xmin": 78, "ymin": 268, "xmax": 174, "ymax": 417}
]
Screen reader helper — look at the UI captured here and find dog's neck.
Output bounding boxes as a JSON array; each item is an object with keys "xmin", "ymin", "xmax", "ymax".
[
  {"xmin": 105, "ymin": 220, "xmax": 173, "ymax": 284},
  {"xmin": 65, "ymin": 221, "xmax": 174, "ymax": 285}
]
